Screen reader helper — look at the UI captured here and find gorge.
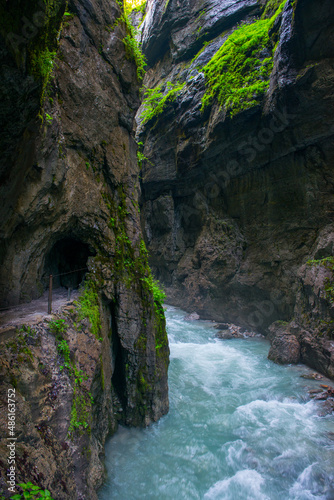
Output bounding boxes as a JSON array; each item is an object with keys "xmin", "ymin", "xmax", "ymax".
[
  {"xmin": 100, "ymin": 307, "xmax": 334, "ymax": 500},
  {"xmin": 0, "ymin": 0, "xmax": 333, "ymax": 498}
]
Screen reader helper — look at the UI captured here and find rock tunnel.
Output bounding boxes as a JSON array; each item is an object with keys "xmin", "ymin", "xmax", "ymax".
[{"xmin": 43, "ymin": 237, "xmax": 96, "ymax": 290}]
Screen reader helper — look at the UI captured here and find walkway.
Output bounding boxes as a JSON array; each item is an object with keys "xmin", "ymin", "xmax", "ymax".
[{"xmin": 0, "ymin": 288, "xmax": 78, "ymax": 342}]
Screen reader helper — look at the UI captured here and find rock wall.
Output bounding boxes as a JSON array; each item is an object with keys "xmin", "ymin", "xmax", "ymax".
[
  {"xmin": 0, "ymin": 0, "xmax": 169, "ymax": 497},
  {"xmin": 138, "ymin": 0, "xmax": 334, "ymax": 373}
]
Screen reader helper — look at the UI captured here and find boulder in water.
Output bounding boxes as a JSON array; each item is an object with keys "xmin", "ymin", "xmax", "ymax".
[
  {"xmin": 184, "ymin": 312, "xmax": 200, "ymax": 321},
  {"xmin": 268, "ymin": 334, "xmax": 301, "ymax": 364},
  {"xmin": 216, "ymin": 329, "xmax": 244, "ymax": 339}
]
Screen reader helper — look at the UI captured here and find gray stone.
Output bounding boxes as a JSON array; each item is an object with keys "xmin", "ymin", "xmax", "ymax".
[
  {"xmin": 184, "ymin": 312, "xmax": 200, "ymax": 321},
  {"xmin": 268, "ymin": 334, "xmax": 301, "ymax": 365}
]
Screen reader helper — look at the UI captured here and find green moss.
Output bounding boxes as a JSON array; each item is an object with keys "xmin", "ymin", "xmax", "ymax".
[
  {"xmin": 68, "ymin": 385, "xmax": 91, "ymax": 436},
  {"xmin": 276, "ymin": 320, "xmax": 289, "ymax": 326},
  {"xmin": 307, "ymin": 257, "xmax": 334, "ymax": 304},
  {"xmin": 201, "ymin": 1, "xmax": 287, "ymax": 117},
  {"xmin": 30, "ymin": 47, "xmax": 57, "ymax": 82},
  {"xmin": 0, "ymin": 0, "xmax": 66, "ymax": 123},
  {"xmin": 164, "ymin": 0, "xmax": 170, "ymax": 12},
  {"xmin": 54, "ymin": 324, "xmax": 92, "ymax": 436},
  {"xmin": 261, "ymin": 0, "xmax": 286, "ymax": 18},
  {"xmin": 100, "ymin": 187, "xmax": 169, "ymax": 399},
  {"xmin": 75, "ymin": 280, "xmax": 102, "ymax": 339},
  {"xmin": 154, "ymin": 302, "xmax": 168, "ymax": 354},
  {"xmin": 28, "ymin": 0, "xmax": 66, "ymax": 102},
  {"xmin": 101, "ymin": 188, "xmax": 153, "ymax": 290},
  {"xmin": 113, "ymin": 8, "xmax": 146, "ymax": 81},
  {"xmin": 140, "ymin": 81, "xmax": 185, "ymax": 125},
  {"xmin": 6, "ymin": 328, "xmax": 35, "ymax": 364},
  {"xmin": 136, "ymin": 141, "xmax": 148, "ymax": 169}
]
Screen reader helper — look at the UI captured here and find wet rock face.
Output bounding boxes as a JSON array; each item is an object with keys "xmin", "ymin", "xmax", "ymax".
[
  {"xmin": 138, "ymin": 0, "xmax": 334, "ymax": 374},
  {"xmin": 0, "ymin": 315, "xmax": 105, "ymax": 500},
  {"xmin": 267, "ymin": 321, "xmax": 334, "ymax": 379},
  {"xmin": 0, "ymin": 292, "xmax": 169, "ymax": 499},
  {"xmin": 268, "ymin": 323, "xmax": 301, "ymax": 365},
  {"xmin": 0, "ymin": 0, "xmax": 169, "ymax": 496},
  {"xmin": 141, "ymin": 0, "xmax": 260, "ymax": 66},
  {"xmin": 0, "ymin": 0, "xmax": 138, "ymax": 307}
]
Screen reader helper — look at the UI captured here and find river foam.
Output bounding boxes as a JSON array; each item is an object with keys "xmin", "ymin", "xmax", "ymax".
[{"xmin": 99, "ymin": 306, "xmax": 334, "ymax": 500}]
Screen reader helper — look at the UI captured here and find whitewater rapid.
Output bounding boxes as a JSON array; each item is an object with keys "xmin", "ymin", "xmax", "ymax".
[{"xmin": 99, "ymin": 306, "xmax": 334, "ymax": 500}]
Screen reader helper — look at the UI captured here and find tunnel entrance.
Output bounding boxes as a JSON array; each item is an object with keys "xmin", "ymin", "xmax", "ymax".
[{"xmin": 43, "ymin": 238, "xmax": 95, "ymax": 290}]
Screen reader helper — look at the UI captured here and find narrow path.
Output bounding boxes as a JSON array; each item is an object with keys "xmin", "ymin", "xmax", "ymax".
[{"xmin": 0, "ymin": 288, "xmax": 78, "ymax": 341}]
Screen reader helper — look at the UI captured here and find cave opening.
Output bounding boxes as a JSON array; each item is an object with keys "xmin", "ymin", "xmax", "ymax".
[{"xmin": 43, "ymin": 237, "xmax": 95, "ymax": 290}]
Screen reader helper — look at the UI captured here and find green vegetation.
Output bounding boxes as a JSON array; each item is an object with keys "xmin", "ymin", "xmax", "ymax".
[
  {"xmin": 49, "ymin": 318, "xmax": 66, "ymax": 335},
  {"xmin": 124, "ymin": 0, "xmax": 146, "ymax": 15},
  {"xmin": 45, "ymin": 112, "xmax": 53, "ymax": 125},
  {"xmin": 52, "ymin": 320, "xmax": 93, "ymax": 436},
  {"xmin": 123, "ymin": 30, "xmax": 146, "ymax": 80},
  {"xmin": 138, "ymin": 245, "xmax": 167, "ymax": 354},
  {"xmin": 164, "ymin": 0, "xmax": 171, "ymax": 12},
  {"xmin": 140, "ymin": 81, "xmax": 185, "ymax": 125},
  {"xmin": 104, "ymin": 188, "xmax": 166, "ymax": 304},
  {"xmin": 30, "ymin": 48, "xmax": 56, "ymax": 84},
  {"xmin": 102, "ymin": 189, "xmax": 164, "ymax": 302},
  {"xmin": 0, "ymin": 0, "xmax": 66, "ymax": 120},
  {"xmin": 307, "ymin": 256, "xmax": 334, "ymax": 304},
  {"xmin": 29, "ymin": 0, "xmax": 67, "ymax": 108},
  {"xmin": 276, "ymin": 320, "xmax": 289, "ymax": 326},
  {"xmin": 112, "ymin": 6, "xmax": 146, "ymax": 80},
  {"xmin": 10, "ymin": 482, "xmax": 53, "ymax": 499},
  {"xmin": 137, "ymin": 141, "xmax": 148, "ymax": 168},
  {"xmin": 69, "ymin": 385, "xmax": 91, "ymax": 435},
  {"xmin": 101, "ymin": 186, "xmax": 168, "ymax": 368},
  {"xmin": 141, "ymin": 274, "xmax": 166, "ymax": 305},
  {"xmin": 57, "ymin": 339, "xmax": 71, "ymax": 370},
  {"xmin": 261, "ymin": 0, "xmax": 286, "ymax": 18},
  {"xmin": 102, "ymin": 188, "xmax": 148, "ymax": 287},
  {"xmin": 6, "ymin": 327, "xmax": 35, "ymax": 365},
  {"xmin": 75, "ymin": 280, "xmax": 102, "ymax": 339},
  {"xmin": 201, "ymin": 1, "xmax": 287, "ymax": 117}
]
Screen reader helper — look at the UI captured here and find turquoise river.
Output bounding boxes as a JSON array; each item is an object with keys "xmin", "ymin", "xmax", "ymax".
[{"xmin": 99, "ymin": 306, "xmax": 334, "ymax": 500}]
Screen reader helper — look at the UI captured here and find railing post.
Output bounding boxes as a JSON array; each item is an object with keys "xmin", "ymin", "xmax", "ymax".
[{"xmin": 48, "ymin": 274, "xmax": 53, "ymax": 314}]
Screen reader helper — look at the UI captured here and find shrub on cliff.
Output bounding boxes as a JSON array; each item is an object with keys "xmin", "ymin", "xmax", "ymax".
[{"xmin": 10, "ymin": 481, "xmax": 53, "ymax": 499}]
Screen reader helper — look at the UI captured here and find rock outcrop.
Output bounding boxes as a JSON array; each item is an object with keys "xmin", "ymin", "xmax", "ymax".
[
  {"xmin": 0, "ymin": 0, "xmax": 169, "ymax": 497},
  {"xmin": 137, "ymin": 0, "xmax": 334, "ymax": 375}
]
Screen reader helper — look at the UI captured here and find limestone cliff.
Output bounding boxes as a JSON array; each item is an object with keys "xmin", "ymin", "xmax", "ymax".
[
  {"xmin": 0, "ymin": 0, "xmax": 168, "ymax": 498},
  {"xmin": 137, "ymin": 0, "xmax": 334, "ymax": 376}
]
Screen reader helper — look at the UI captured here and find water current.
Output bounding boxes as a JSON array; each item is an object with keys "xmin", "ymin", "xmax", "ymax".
[{"xmin": 99, "ymin": 306, "xmax": 334, "ymax": 500}]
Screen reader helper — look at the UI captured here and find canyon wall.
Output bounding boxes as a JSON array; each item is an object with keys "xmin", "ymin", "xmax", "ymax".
[
  {"xmin": 138, "ymin": 0, "xmax": 334, "ymax": 376},
  {"xmin": 0, "ymin": 0, "xmax": 168, "ymax": 497}
]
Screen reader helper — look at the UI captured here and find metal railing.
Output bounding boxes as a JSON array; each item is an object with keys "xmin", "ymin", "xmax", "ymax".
[{"xmin": 47, "ymin": 267, "xmax": 88, "ymax": 313}]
